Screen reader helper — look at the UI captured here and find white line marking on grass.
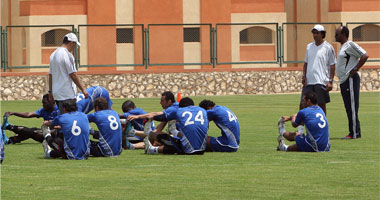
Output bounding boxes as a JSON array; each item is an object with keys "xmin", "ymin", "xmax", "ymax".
[{"xmin": 327, "ymin": 161, "xmax": 351, "ymax": 164}]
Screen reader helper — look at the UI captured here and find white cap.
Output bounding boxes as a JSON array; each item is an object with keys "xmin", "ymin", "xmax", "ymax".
[
  {"xmin": 312, "ymin": 24, "xmax": 325, "ymax": 32},
  {"xmin": 64, "ymin": 33, "xmax": 80, "ymax": 46}
]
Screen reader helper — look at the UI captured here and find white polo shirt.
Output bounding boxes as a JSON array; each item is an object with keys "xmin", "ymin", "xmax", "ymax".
[
  {"xmin": 49, "ymin": 47, "xmax": 77, "ymax": 101},
  {"xmin": 336, "ymin": 40, "xmax": 366, "ymax": 84},
  {"xmin": 304, "ymin": 41, "xmax": 336, "ymax": 85}
]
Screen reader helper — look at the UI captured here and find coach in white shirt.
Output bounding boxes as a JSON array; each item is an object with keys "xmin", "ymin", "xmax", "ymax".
[
  {"xmin": 48, "ymin": 33, "xmax": 88, "ymax": 114},
  {"xmin": 300, "ymin": 24, "xmax": 336, "ymax": 115},
  {"xmin": 335, "ymin": 26, "xmax": 368, "ymax": 139}
]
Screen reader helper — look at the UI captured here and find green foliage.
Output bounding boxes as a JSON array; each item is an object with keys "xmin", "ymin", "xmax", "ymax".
[{"xmin": 1, "ymin": 92, "xmax": 379, "ymax": 199}]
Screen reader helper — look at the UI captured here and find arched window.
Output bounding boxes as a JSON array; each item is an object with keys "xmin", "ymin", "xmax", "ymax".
[
  {"xmin": 353, "ymin": 24, "xmax": 380, "ymax": 42},
  {"xmin": 41, "ymin": 29, "xmax": 71, "ymax": 47},
  {"xmin": 240, "ymin": 26, "xmax": 273, "ymax": 44}
]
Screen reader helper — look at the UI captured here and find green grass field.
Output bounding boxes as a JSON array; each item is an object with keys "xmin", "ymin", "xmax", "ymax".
[{"xmin": 1, "ymin": 92, "xmax": 379, "ymax": 199}]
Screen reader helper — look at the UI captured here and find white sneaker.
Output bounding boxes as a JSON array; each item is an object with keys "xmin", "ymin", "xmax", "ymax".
[
  {"xmin": 42, "ymin": 140, "xmax": 52, "ymax": 158},
  {"xmin": 278, "ymin": 118, "xmax": 286, "ymax": 136},
  {"xmin": 41, "ymin": 125, "xmax": 51, "ymax": 138},
  {"xmin": 143, "ymin": 136, "xmax": 152, "ymax": 154},
  {"xmin": 277, "ymin": 136, "xmax": 288, "ymax": 151},
  {"xmin": 144, "ymin": 120, "xmax": 153, "ymax": 136},
  {"xmin": 120, "ymin": 119, "xmax": 127, "ymax": 125}
]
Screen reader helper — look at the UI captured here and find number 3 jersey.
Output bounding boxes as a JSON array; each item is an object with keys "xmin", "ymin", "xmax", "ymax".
[
  {"xmin": 52, "ymin": 111, "xmax": 90, "ymax": 160},
  {"xmin": 87, "ymin": 110, "xmax": 122, "ymax": 157},
  {"xmin": 206, "ymin": 105, "xmax": 240, "ymax": 149},
  {"xmin": 167, "ymin": 106, "xmax": 209, "ymax": 154},
  {"xmin": 294, "ymin": 106, "xmax": 330, "ymax": 151}
]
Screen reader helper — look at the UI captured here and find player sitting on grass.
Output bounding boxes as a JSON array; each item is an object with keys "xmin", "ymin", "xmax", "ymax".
[
  {"xmin": 87, "ymin": 98, "xmax": 122, "ymax": 157},
  {"xmin": 42, "ymin": 99, "xmax": 90, "ymax": 160},
  {"xmin": 127, "ymin": 91, "xmax": 179, "ymax": 136},
  {"xmin": 119, "ymin": 100, "xmax": 155, "ymax": 150},
  {"xmin": 2, "ymin": 93, "xmax": 59, "ymax": 144},
  {"xmin": 277, "ymin": 91, "xmax": 330, "ymax": 152},
  {"xmin": 76, "ymin": 85, "xmax": 113, "ymax": 114},
  {"xmin": 144, "ymin": 97, "xmax": 208, "ymax": 155},
  {"xmin": 199, "ymin": 100, "xmax": 240, "ymax": 152}
]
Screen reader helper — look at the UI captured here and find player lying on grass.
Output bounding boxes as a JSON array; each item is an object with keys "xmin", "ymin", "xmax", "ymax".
[
  {"xmin": 42, "ymin": 99, "xmax": 90, "ymax": 160},
  {"xmin": 277, "ymin": 91, "xmax": 330, "ymax": 152},
  {"xmin": 119, "ymin": 100, "xmax": 155, "ymax": 150},
  {"xmin": 144, "ymin": 97, "xmax": 208, "ymax": 155},
  {"xmin": 127, "ymin": 91, "xmax": 180, "ymax": 136},
  {"xmin": 199, "ymin": 100, "xmax": 240, "ymax": 152},
  {"xmin": 87, "ymin": 98, "xmax": 122, "ymax": 157},
  {"xmin": 2, "ymin": 94, "xmax": 59, "ymax": 144},
  {"xmin": 76, "ymin": 85, "xmax": 113, "ymax": 114}
]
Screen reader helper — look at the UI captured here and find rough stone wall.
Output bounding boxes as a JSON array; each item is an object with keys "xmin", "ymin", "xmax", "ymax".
[{"xmin": 1, "ymin": 69, "xmax": 379, "ymax": 101}]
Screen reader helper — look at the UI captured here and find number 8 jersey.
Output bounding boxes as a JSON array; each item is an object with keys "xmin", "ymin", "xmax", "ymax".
[
  {"xmin": 52, "ymin": 111, "xmax": 90, "ymax": 160},
  {"xmin": 294, "ymin": 106, "xmax": 330, "ymax": 151}
]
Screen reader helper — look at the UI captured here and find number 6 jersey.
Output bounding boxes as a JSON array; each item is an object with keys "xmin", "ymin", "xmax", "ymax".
[{"xmin": 52, "ymin": 111, "xmax": 90, "ymax": 160}]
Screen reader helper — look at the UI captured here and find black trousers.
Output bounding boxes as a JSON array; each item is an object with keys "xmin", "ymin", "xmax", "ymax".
[
  {"xmin": 7, "ymin": 126, "xmax": 44, "ymax": 144},
  {"xmin": 340, "ymin": 73, "xmax": 361, "ymax": 138}
]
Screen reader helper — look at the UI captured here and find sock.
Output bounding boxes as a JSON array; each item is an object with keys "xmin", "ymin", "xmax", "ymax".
[
  {"xmin": 171, "ymin": 129, "xmax": 180, "ymax": 137},
  {"xmin": 278, "ymin": 122, "xmax": 286, "ymax": 136},
  {"xmin": 129, "ymin": 143, "xmax": 135, "ymax": 150},
  {"xmin": 298, "ymin": 125, "xmax": 304, "ymax": 134},
  {"xmin": 148, "ymin": 146, "xmax": 159, "ymax": 154}
]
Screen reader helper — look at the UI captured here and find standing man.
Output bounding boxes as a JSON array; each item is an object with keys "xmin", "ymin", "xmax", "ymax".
[
  {"xmin": 301, "ymin": 24, "xmax": 336, "ymax": 115},
  {"xmin": 335, "ymin": 26, "xmax": 368, "ymax": 139},
  {"xmin": 49, "ymin": 32, "xmax": 88, "ymax": 114},
  {"xmin": 277, "ymin": 92, "xmax": 330, "ymax": 152}
]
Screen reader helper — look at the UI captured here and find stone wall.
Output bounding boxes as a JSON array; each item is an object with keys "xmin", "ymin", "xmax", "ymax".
[{"xmin": 1, "ymin": 69, "xmax": 379, "ymax": 101}]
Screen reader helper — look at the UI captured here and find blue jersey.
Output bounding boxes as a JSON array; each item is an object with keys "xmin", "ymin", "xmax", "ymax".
[
  {"xmin": 52, "ymin": 111, "xmax": 90, "ymax": 160},
  {"xmin": 76, "ymin": 86, "xmax": 113, "ymax": 114},
  {"xmin": 294, "ymin": 106, "xmax": 330, "ymax": 151},
  {"xmin": 207, "ymin": 105, "xmax": 240, "ymax": 149},
  {"xmin": 122, "ymin": 108, "xmax": 155, "ymax": 131},
  {"xmin": 35, "ymin": 106, "xmax": 60, "ymax": 120},
  {"xmin": 88, "ymin": 110, "xmax": 122, "ymax": 157},
  {"xmin": 167, "ymin": 106, "xmax": 208, "ymax": 154},
  {"xmin": 0, "ymin": 129, "xmax": 4, "ymax": 161},
  {"xmin": 163, "ymin": 102, "xmax": 179, "ymax": 120}
]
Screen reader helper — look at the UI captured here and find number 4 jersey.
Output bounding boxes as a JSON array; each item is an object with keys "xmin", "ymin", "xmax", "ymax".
[
  {"xmin": 294, "ymin": 106, "xmax": 330, "ymax": 151},
  {"xmin": 52, "ymin": 111, "xmax": 90, "ymax": 160}
]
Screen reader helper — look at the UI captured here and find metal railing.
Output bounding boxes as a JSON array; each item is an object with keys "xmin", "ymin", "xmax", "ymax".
[
  {"xmin": 346, "ymin": 22, "xmax": 380, "ymax": 62},
  {"xmin": 147, "ymin": 24, "xmax": 212, "ymax": 67},
  {"xmin": 3, "ymin": 25, "xmax": 75, "ymax": 71},
  {"xmin": 281, "ymin": 22, "xmax": 343, "ymax": 66},
  {"xmin": 77, "ymin": 24, "xmax": 145, "ymax": 68},
  {"xmin": 215, "ymin": 23, "xmax": 280, "ymax": 65},
  {"xmin": 0, "ymin": 22, "xmax": 379, "ymax": 72}
]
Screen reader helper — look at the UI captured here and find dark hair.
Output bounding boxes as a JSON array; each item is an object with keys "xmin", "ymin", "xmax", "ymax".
[
  {"xmin": 199, "ymin": 99, "xmax": 215, "ymax": 110},
  {"xmin": 179, "ymin": 97, "xmax": 194, "ymax": 108},
  {"xmin": 162, "ymin": 91, "xmax": 175, "ymax": 103},
  {"xmin": 304, "ymin": 92, "xmax": 318, "ymax": 105},
  {"xmin": 94, "ymin": 97, "xmax": 109, "ymax": 111},
  {"xmin": 62, "ymin": 36, "xmax": 70, "ymax": 45},
  {"xmin": 121, "ymin": 100, "xmax": 136, "ymax": 112},
  {"xmin": 321, "ymin": 31, "xmax": 326, "ymax": 39},
  {"xmin": 341, "ymin": 26, "xmax": 349, "ymax": 38},
  {"xmin": 42, "ymin": 93, "xmax": 50, "ymax": 101},
  {"xmin": 62, "ymin": 99, "xmax": 78, "ymax": 113}
]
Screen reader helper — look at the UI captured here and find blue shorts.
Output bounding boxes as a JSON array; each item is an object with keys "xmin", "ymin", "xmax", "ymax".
[
  {"xmin": 296, "ymin": 134, "xmax": 330, "ymax": 152},
  {"xmin": 209, "ymin": 137, "xmax": 238, "ymax": 152}
]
